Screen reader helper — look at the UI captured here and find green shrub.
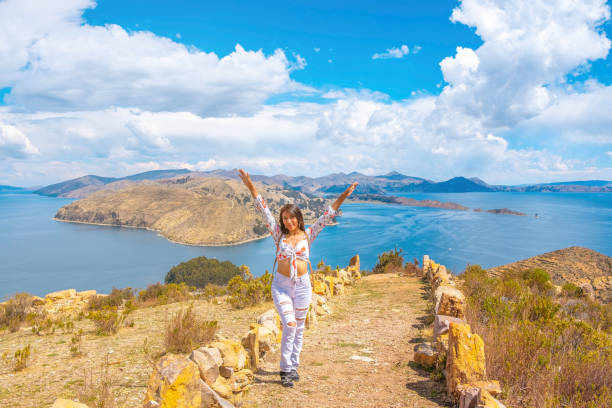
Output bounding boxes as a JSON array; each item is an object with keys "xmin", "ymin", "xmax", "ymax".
[
  {"xmin": 522, "ymin": 268, "xmax": 552, "ymax": 292},
  {"xmin": 372, "ymin": 247, "xmax": 404, "ymax": 274},
  {"xmin": 164, "ymin": 306, "xmax": 218, "ymax": 353},
  {"xmin": 165, "ymin": 256, "xmax": 241, "ymax": 288},
  {"xmin": 87, "ymin": 306, "xmax": 125, "ymax": 336},
  {"xmin": 562, "ymin": 282, "xmax": 584, "ymax": 298},
  {"xmin": 137, "ymin": 282, "xmax": 191, "ymax": 305},
  {"xmin": 88, "ymin": 287, "xmax": 134, "ymax": 311},
  {"xmin": 13, "ymin": 344, "xmax": 31, "ymax": 371},
  {"xmin": 227, "ymin": 271, "xmax": 273, "ymax": 309},
  {"xmin": 203, "ymin": 284, "xmax": 226, "ymax": 301}
]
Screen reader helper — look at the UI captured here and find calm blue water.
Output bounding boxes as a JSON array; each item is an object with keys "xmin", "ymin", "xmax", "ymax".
[{"xmin": 1, "ymin": 191, "xmax": 610, "ymax": 299}]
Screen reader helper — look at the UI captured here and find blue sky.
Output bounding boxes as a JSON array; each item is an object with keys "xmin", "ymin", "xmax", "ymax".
[{"xmin": 0, "ymin": 0, "xmax": 611, "ymax": 186}]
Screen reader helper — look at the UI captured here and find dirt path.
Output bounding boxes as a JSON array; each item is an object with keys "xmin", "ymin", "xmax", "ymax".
[{"xmin": 243, "ymin": 274, "xmax": 451, "ymax": 408}]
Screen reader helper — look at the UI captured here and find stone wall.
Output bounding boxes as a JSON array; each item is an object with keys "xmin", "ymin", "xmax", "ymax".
[
  {"xmin": 141, "ymin": 256, "xmax": 362, "ymax": 408},
  {"xmin": 414, "ymin": 255, "xmax": 507, "ymax": 408}
]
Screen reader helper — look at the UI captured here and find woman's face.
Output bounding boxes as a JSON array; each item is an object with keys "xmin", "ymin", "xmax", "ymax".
[{"xmin": 281, "ymin": 211, "xmax": 299, "ymax": 233}]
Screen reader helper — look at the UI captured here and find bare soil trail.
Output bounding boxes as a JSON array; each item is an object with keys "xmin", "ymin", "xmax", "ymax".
[{"xmin": 243, "ymin": 274, "xmax": 451, "ymax": 408}]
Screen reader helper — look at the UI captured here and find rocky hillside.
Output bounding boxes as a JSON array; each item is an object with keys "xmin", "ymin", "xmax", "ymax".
[
  {"xmin": 488, "ymin": 246, "xmax": 612, "ymax": 303},
  {"xmin": 54, "ymin": 176, "xmax": 329, "ymax": 246}
]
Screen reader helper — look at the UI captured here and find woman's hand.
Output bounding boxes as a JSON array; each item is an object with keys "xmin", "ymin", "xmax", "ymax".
[
  {"xmin": 344, "ymin": 182, "xmax": 358, "ymax": 197},
  {"xmin": 331, "ymin": 181, "xmax": 358, "ymax": 211},
  {"xmin": 238, "ymin": 169, "xmax": 258, "ymax": 197}
]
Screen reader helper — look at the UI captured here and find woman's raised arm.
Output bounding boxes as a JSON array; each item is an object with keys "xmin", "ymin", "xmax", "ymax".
[
  {"xmin": 238, "ymin": 169, "xmax": 281, "ymax": 241},
  {"xmin": 307, "ymin": 182, "xmax": 358, "ymax": 243},
  {"xmin": 238, "ymin": 169, "xmax": 258, "ymax": 198},
  {"xmin": 331, "ymin": 182, "xmax": 358, "ymax": 211}
]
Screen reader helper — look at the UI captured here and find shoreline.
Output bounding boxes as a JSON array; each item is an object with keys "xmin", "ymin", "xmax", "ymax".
[{"xmin": 53, "ymin": 217, "xmax": 270, "ymax": 247}]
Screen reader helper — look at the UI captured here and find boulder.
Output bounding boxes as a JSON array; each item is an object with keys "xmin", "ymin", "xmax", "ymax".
[
  {"xmin": 466, "ymin": 380, "xmax": 502, "ymax": 398},
  {"xmin": 51, "ymin": 399, "xmax": 89, "ymax": 408},
  {"xmin": 200, "ymin": 380, "xmax": 235, "ymax": 408},
  {"xmin": 435, "ymin": 286, "xmax": 466, "ymax": 318},
  {"xmin": 257, "ymin": 325, "xmax": 276, "ymax": 353},
  {"xmin": 211, "ymin": 370, "xmax": 253, "ymax": 404},
  {"xmin": 414, "ymin": 343, "xmax": 438, "ymax": 368},
  {"xmin": 324, "ymin": 276, "xmax": 336, "ymax": 296},
  {"xmin": 446, "ymin": 323, "xmax": 486, "ymax": 400},
  {"xmin": 241, "ymin": 324, "xmax": 260, "ymax": 369},
  {"xmin": 257, "ymin": 309, "xmax": 281, "ymax": 343},
  {"xmin": 478, "ymin": 389, "xmax": 506, "ymax": 408},
  {"xmin": 210, "ymin": 340, "xmax": 249, "ymax": 371},
  {"xmin": 312, "ymin": 279, "xmax": 328, "ymax": 296},
  {"xmin": 45, "ymin": 289, "xmax": 76, "ymax": 301},
  {"xmin": 334, "ymin": 282, "xmax": 346, "ymax": 296},
  {"xmin": 433, "ymin": 265, "xmax": 452, "ymax": 289},
  {"xmin": 422, "ymin": 255, "xmax": 430, "ymax": 277},
  {"xmin": 349, "ymin": 254, "xmax": 360, "ymax": 271},
  {"xmin": 219, "ymin": 366, "xmax": 233, "ymax": 379},
  {"xmin": 190, "ymin": 347, "xmax": 222, "ymax": 385},
  {"xmin": 143, "ymin": 354, "xmax": 203, "ymax": 408},
  {"xmin": 434, "ymin": 315, "xmax": 466, "ymax": 340},
  {"xmin": 458, "ymin": 386, "xmax": 480, "ymax": 408}
]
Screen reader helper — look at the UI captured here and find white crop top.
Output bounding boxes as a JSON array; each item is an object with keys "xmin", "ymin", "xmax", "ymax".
[{"xmin": 254, "ymin": 194, "xmax": 337, "ymax": 281}]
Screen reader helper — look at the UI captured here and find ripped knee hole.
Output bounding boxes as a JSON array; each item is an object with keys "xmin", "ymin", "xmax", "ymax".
[{"xmin": 287, "ymin": 321, "xmax": 297, "ymax": 327}]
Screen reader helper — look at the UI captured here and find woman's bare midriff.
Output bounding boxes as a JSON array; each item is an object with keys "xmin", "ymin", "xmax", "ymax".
[{"xmin": 277, "ymin": 259, "xmax": 309, "ymax": 277}]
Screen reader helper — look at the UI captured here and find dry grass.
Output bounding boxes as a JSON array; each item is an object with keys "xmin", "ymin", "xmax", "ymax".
[
  {"xmin": 164, "ymin": 305, "xmax": 218, "ymax": 353},
  {"xmin": 0, "ymin": 293, "xmax": 35, "ymax": 332},
  {"xmin": 78, "ymin": 353, "xmax": 118, "ymax": 408},
  {"xmin": 462, "ymin": 265, "xmax": 612, "ymax": 408}
]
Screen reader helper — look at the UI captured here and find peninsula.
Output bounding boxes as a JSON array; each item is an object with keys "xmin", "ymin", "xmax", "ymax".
[{"xmin": 54, "ymin": 176, "xmax": 329, "ymax": 246}]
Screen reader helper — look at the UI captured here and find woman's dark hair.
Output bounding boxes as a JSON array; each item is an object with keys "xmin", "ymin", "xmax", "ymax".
[{"xmin": 279, "ymin": 204, "xmax": 305, "ymax": 235}]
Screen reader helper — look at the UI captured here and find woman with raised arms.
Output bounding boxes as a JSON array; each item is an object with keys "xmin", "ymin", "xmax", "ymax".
[{"xmin": 238, "ymin": 169, "xmax": 357, "ymax": 388}]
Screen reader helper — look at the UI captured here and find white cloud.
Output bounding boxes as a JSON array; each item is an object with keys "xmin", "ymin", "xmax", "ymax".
[
  {"xmin": 0, "ymin": 123, "xmax": 39, "ymax": 158},
  {"xmin": 0, "ymin": 0, "xmax": 303, "ymax": 116},
  {"xmin": 1, "ymin": 0, "xmax": 611, "ymax": 186},
  {"xmin": 372, "ymin": 44, "xmax": 410, "ymax": 60},
  {"xmin": 314, "ymin": 47, "xmax": 320, "ymax": 53},
  {"xmin": 439, "ymin": 0, "xmax": 611, "ymax": 129}
]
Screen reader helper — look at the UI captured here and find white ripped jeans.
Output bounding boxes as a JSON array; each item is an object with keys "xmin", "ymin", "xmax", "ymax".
[{"xmin": 271, "ymin": 272, "xmax": 312, "ymax": 373}]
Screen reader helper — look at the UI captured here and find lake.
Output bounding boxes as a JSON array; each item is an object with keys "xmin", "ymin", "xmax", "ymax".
[{"xmin": 1, "ymin": 190, "xmax": 610, "ymax": 299}]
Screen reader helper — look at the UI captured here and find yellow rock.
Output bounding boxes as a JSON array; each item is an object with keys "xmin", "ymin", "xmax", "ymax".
[
  {"xmin": 51, "ymin": 399, "xmax": 89, "ymax": 408},
  {"xmin": 241, "ymin": 324, "xmax": 260, "ymax": 369},
  {"xmin": 76, "ymin": 290, "xmax": 97, "ymax": 298},
  {"xmin": 210, "ymin": 340, "xmax": 249, "ymax": 371},
  {"xmin": 45, "ymin": 289, "xmax": 76, "ymax": 301},
  {"xmin": 143, "ymin": 354, "xmax": 203, "ymax": 408},
  {"xmin": 349, "ymin": 254, "xmax": 360, "ymax": 271},
  {"xmin": 211, "ymin": 376, "xmax": 233, "ymax": 400},
  {"xmin": 230, "ymin": 368, "xmax": 254, "ymax": 393},
  {"xmin": 312, "ymin": 279, "xmax": 328, "ymax": 295},
  {"xmin": 469, "ymin": 380, "xmax": 502, "ymax": 397},
  {"xmin": 446, "ymin": 322, "xmax": 486, "ymax": 401},
  {"xmin": 414, "ymin": 343, "xmax": 437, "ymax": 368},
  {"xmin": 324, "ymin": 276, "xmax": 336, "ymax": 296},
  {"xmin": 435, "ymin": 285, "xmax": 466, "ymax": 318},
  {"xmin": 479, "ymin": 389, "xmax": 506, "ymax": 407}
]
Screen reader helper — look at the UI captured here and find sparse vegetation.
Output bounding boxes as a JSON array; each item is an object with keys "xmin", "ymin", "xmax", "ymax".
[
  {"xmin": 137, "ymin": 282, "xmax": 192, "ymax": 306},
  {"xmin": 88, "ymin": 288, "xmax": 135, "ymax": 311},
  {"xmin": 78, "ymin": 353, "xmax": 117, "ymax": 408},
  {"xmin": 164, "ymin": 306, "xmax": 218, "ymax": 353},
  {"xmin": 0, "ymin": 293, "xmax": 35, "ymax": 332},
  {"xmin": 372, "ymin": 247, "xmax": 410, "ymax": 274},
  {"xmin": 461, "ymin": 265, "xmax": 612, "ymax": 408},
  {"xmin": 226, "ymin": 267, "xmax": 273, "ymax": 309},
  {"xmin": 13, "ymin": 344, "xmax": 31, "ymax": 371},
  {"xmin": 87, "ymin": 307, "xmax": 125, "ymax": 336},
  {"xmin": 165, "ymin": 255, "xmax": 241, "ymax": 288},
  {"xmin": 70, "ymin": 329, "xmax": 84, "ymax": 357}
]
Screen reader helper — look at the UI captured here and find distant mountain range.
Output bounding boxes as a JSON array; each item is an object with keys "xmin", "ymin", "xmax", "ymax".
[{"xmin": 29, "ymin": 169, "xmax": 612, "ymax": 198}]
